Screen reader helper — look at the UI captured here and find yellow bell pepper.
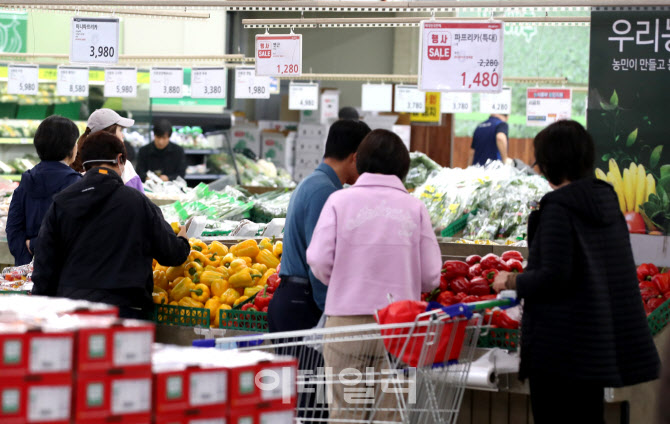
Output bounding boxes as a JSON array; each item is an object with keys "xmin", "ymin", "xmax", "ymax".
[
  {"xmin": 244, "ymin": 286, "xmax": 263, "ymax": 298},
  {"xmin": 204, "ymin": 297, "xmax": 222, "ymax": 325},
  {"xmin": 191, "ymin": 283, "xmax": 211, "ymax": 303},
  {"xmin": 152, "ymin": 291, "xmax": 168, "ymax": 304},
  {"xmin": 154, "ymin": 285, "xmax": 167, "ymax": 295},
  {"xmin": 214, "ymin": 304, "xmax": 232, "ymax": 327},
  {"xmin": 152, "ymin": 259, "xmax": 158, "ymax": 269},
  {"xmin": 258, "ymin": 268, "xmax": 277, "ymax": 287},
  {"xmin": 184, "ymin": 262, "xmax": 204, "ymax": 281},
  {"xmin": 204, "ymin": 265, "xmax": 218, "ymax": 273},
  {"xmin": 169, "ymin": 276, "xmax": 184, "ymax": 290},
  {"xmin": 221, "ymin": 288, "xmax": 241, "ymax": 306},
  {"xmin": 229, "ymin": 258, "xmax": 248, "ymax": 275},
  {"xmin": 205, "ymin": 253, "xmax": 221, "ymax": 267},
  {"xmin": 220, "ymin": 253, "xmax": 235, "ymax": 268},
  {"xmin": 188, "ymin": 250, "xmax": 209, "ymax": 266},
  {"xmin": 273, "ymin": 241, "xmax": 283, "ymax": 257},
  {"xmin": 211, "ymin": 279, "xmax": 230, "ymax": 298},
  {"xmin": 171, "ymin": 277, "xmax": 195, "ymax": 302},
  {"xmin": 239, "ymin": 256, "xmax": 253, "ymax": 267},
  {"xmin": 234, "ymin": 296, "xmax": 250, "ymax": 307},
  {"xmin": 178, "ymin": 297, "xmax": 204, "ymax": 308},
  {"xmin": 200, "ymin": 270, "xmax": 225, "ymax": 288},
  {"xmin": 259, "ymin": 237, "xmax": 273, "ymax": 251},
  {"xmin": 208, "ymin": 241, "xmax": 228, "ymax": 257},
  {"xmin": 235, "ymin": 239, "xmax": 260, "ymax": 258},
  {"xmin": 153, "ymin": 270, "xmax": 169, "ymax": 291},
  {"xmin": 189, "ymin": 239, "xmax": 209, "ymax": 253},
  {"xmin": 169, "ymin": 301, "xmax": 178, "ymax": 306},
  {"xmin": 252, "ymin": 263, "xmax": 268, "ymax": 274},
  {"xmin": 170, "ymin": 222, "xmax": 180, "ymax": 234},
  {"xmin": 229, "ymin": 268, "xmax": 256, "ymax": 288},
  {"xmin": 154, "ymin": 264, "xmax": 169, "ymax": 273},
  {"xmin": 166, "ymin": 265, "xmax": 185, "ymax": 282},
  {"xmin": 215, "ymin": 266, "xmax": 230, "ymax": 280},
  {"xmin": 230, "ymin": 244, "xmax": 238, "ymax": 256},
  {"xmin": 256, "ymin": 249, "xmax": 280, "ymax": 269}
]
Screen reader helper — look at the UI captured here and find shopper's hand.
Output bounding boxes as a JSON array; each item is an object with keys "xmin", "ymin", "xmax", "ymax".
[
  {"xmin": 25, "ymin": 240, "xmax": 31, "ymax": 254},
  {"xmin": 160, "ymin": 175, "xmax": 169, "ymax": 182},
  {"xmin": 177, "ymin": 225, "xmax": 188, "ymax": 239},
  {"xmin": 492, "ymin": 271, "xmax": 510, "ymax": 293}
]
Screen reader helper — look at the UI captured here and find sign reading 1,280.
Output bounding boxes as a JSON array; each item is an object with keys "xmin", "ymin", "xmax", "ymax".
[{"xmin": 255, "ymin": 34, "xmax": 302, "ymax": 77}]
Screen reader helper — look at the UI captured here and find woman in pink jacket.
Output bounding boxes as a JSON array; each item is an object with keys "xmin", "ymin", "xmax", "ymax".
[{"xmin": 306, "ymin": 129, "xmax": 441, "ymax": 423}]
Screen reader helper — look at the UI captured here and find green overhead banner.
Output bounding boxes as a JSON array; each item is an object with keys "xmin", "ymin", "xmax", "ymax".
[{"xmin": 0, "ymin": 12, "xmax": 27, "ymax": 53}]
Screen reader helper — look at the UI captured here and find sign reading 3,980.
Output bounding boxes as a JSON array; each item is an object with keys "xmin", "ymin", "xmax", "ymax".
[{"xmin": 70, "ymin": 17, "xmax": 119, "ymax": 64}]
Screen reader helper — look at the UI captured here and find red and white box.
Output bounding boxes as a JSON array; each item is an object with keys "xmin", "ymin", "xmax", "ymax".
[
  {"xmin": 257, "ymin": 404, "xmax": 296, "ymax": 424},
  {"xmin": 0, "ymin": 375, "xmax": 72, "ymax": 424},
  {"xmin": 0, "ymin": 325, "xmax": 74, "ymax": 378},
  {"xmin": 153, "ymin": 364, "xmax": 228, "ymax": 416},
  {"xmin": 228, "ymin": 408, "xmax": 258, "ymax": 424},
  {"xmin": 73, "ymin": 371, "xmax": 152, "ymax": 423},
  {"xmin": 155, "ymin": 411, "xmax": 228, "ymax": 424},
  {"xmin": 254, "ymin": 357, "xmax": 298, "ymax": 410}
]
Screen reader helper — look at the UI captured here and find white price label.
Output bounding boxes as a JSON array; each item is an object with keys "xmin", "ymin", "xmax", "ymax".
[
  {"xmin": 104, "ymin": 67, "xmax": 137, "ymax": 98},
  {"xmin": 70, "ymin": 17, "xmax": 119, "ymax": 64},
  {"xmin": 8, "ymin": 64, "xmax": 39, "ymax": 95},
  {"xmin": 260, "ymin": 366, "xmax": 296, "ymax": 401},
  {"xmin": 441, "ymin": 92, "xmax": 473, "ymax": 114},
  {"xmin": 260, "ymin": 410, "xmax": 294, "ymax": 424},
  {"xmin": 150, "ymin": 67, "xmax": 183, "ymax": 98},
  {"xmin": 255, "ymin": 34, "xmax": 302, "ymax": 77},
  {"xmin": 57, "ymin": 66, "xmax": 89, "ymax": 97},
  {"xmin": 113, "ymin": 331, "xmax": 152, "ymax": 367},
  {"xmin": 526, "ymin": 88, "xmax": 572, "ymax": 127},
  {"xmin": 190, "ymin": 371, "xmax": 227, "ymax": 406},
  {"xmin": 29, "ymin": 337, "xmax": 72, "ymax": 373},
  {"xmin": 361, "ymin": 84, "xmax": 393, "ymax": 112},
  {"xmin": 191, "ymin": 67, "xmax": 226, "ymax": 99},
  {"xmin": 111, "ymin": 379, "xmax": 151, "ymax": 414},
  {"xmin": 320, "ymin": 91, "xmax": 339, "ymax": 124},
  {"xmin": 394, "ymin": 85, "xmax": 426, "ymax": 113},
  {"xmin": 235, "ymin": 67, "xmax": 271, "ymax": 99},
  {"xmin": 479, "ymin": 87, "xmax": 512, "ymax": 114},
  {"xmin": 419, "ymin": 20, "xmax": 504, "ymax": 93},
  {"xmin": 289, "ymin": 83, "xmax": 319, "ymax": 111},
  {"xmin": 27, "ymin": 386, "xmax": 71, "ymax": 422}
]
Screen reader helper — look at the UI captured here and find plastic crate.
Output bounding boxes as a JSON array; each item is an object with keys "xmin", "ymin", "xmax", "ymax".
[
  {"xmin": 219, "ymin": 308, "xmax": 268, "ymax": 332},
  {"xmin": 648, "ymin": 297, "xmax": 670, "ymax": 336},
  {"xmin": 0, "ymin": 290, "xmax": 30, "ymax": 295},
  {"xmin": 153, "ymin": 304, "xmax": 210, "ymax": 327},
  {"xmin": 477, "ymin": 328, "xmax": 520, "ymax": 351},
  {"xmin": 441, "ymin": 209, "xmax": 477, "ymax": 238}
]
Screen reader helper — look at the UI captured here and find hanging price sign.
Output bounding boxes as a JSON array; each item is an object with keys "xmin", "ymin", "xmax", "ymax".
[
  {"xmin": 104, "ymin": 67, "xmax": 137, "ymax": 98},
  {"xmin": 70, "ymin": 17, "xmax": 119, "ymax": 64},
  {"xmin": 411, "ymin": 92, "xmax": 441, "ymax": 123},
  {"xmin": 255, "ymin": 34, "xmax": 302, "ymax": 77},
  {"xmin": 441, "ymin": 92, "xmax": 473, "ymax": 113},
  {"xmin": 361, "ymin": 84, "xmax": 393, "ymax": 112},
  {"xmin": 526, "ymin": 88, "xmax": 572, "ymax": 127},
  {"xmin": 419, "ymin": 20, "xmax": 504, "ymax": 93},
  {"xmin": 394, "ymin": 85, "xmax": 426, "ymax": 113},
  {"xmin": 479, "ymin": 87, "xmax": 512, "ymax": 114},
  {"xmin": 8, "ymin": 64, "xmax": 39, "ymax": 95},
  {"xmin": 57, "ymin": 66, "xmax": 89, "ymax": 96},
  {"xmin": 289, "ymin": 83, "xmax": 319, "ymax": 110},
  {"xmin": 235, "ymin": 67, "xmax": 271, "ymax": 99},
  {"xmin": 191, "ymin": 67, "xmax": 226, "ymax": 98},
  {"xmin": 150, "ymin": 67, "xmax": 183, "ymax": 98}
]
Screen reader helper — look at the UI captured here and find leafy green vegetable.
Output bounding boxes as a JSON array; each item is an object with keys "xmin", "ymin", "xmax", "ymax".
[{"xmin": 626, "ymin": 128, "xmax": 638, "ymax": 147}]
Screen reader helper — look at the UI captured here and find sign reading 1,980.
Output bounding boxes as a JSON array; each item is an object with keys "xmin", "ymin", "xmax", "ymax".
[
  {"xmin": 70, "ymin": 17, "xmax": 119, "ymax": 64},
  {"xmin": 255, "ymin": 34, "xmax": 302, "ymax": 77},
  {"xmin": 150, "ymin": 67, "xmax": 183, "ymax": 98},
  {"xmin": 8, "ymin": 64, "xmax": 39, "ymax": 95},
  {"xmin": 419, "ymin": 20, "xmax": 504, "ymax": 93},
  {"xmin": 235, "ymin": 67, "xmax": 271, "ymax": 99}
]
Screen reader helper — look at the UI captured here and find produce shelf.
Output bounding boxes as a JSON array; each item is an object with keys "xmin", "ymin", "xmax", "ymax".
[{"xmin": 0, "ymin": 174, "xmax": 22, "ymax": 181}]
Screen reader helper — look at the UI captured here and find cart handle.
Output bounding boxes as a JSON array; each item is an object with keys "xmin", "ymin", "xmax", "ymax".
[{"xmin": 426, "ymin": 297, "xmax": 517, "ymax": 318}]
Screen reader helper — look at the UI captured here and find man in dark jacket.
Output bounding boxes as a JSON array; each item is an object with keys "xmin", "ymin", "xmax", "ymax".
[
  {"xmin": 7, "ymin": 115, "xmax": 82, "ymax": 265},
  {"xmin": 135, "ymin": 119, "xmax": 186, "ymax": 182},
  {"xmin": 32, "ymin": 131, "xmax": 190, "ymax": 319}
]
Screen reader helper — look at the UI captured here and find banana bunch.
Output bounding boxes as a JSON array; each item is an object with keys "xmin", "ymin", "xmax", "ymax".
[{"xmin": 596, "ymin": 159, "xmax": 656, "ymax": 214}]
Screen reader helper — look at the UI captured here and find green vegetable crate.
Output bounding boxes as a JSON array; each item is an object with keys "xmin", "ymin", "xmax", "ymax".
[
  {"xmin": 648, "ymin": 296, "xmax": 670, "ymax": 336},
  {"xmin": 0, "ymin": 290, "xmax": 30, "ymax": 295},
  {"xmin": 441, "ymin": 209, "xmax": 478, "ymax": 238},
  {"xmin": 153, "ymin": 304, "xmax": 210, "ymax": 327},
  {"xmin": 219, "ymin": 309, "xmax": 269, "ymax": 332}
]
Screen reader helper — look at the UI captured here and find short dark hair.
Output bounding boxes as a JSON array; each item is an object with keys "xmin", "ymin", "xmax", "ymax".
[
  {"xmin": 153, "ymin": 119, "xmax": 173, "ymax": 138},
  {"xmin": 356, "ymin": 129, "xmax": 410, "ymax": 180},
  {"xmin": 533, "ymin": 120, "xmax": 595, "ymax": 186},
  {"xmin": 338, "ymin": 107, "xmax": 359, "ymax": 121},
  {"xmin": 323, "ymin": 120, "xmax": 371, "ymax": 161},
  {"xmin": 81, "ymin": 131, "xmax": 127, "ymax": 171},
  {"xmin": 33, "ymin": 115, "xmax": 80, "ymax": 161}
]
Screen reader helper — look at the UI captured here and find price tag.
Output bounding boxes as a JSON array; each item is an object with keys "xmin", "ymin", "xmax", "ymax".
[
  {"xmin": 191, "ymin": 67, "xmax": 226, "ymax": 99},
  {"xmin": 255, "ymin": 34, "xmax": 302, "ymax": 77},
  {"xmin": 441, "ymin": 92, "xmax": 473, "ymax": 113},
  {"xmin": 235, "ymin": 67, "xmax": 271, "ymax": 99},
  {"xmin": 394, "ymin": 85, "xmax": 426, "ymax": 113},
  {"xmin": 479, "ymin": 87, "xmax": 512, "ymax": 114},
  {"xmin": 150, "ymin": 67, "xmax": 183, "ymax": 98},
  {"xmin": 57, "ymin": 66, "xmax": 89, "ymax": 97},
  {"xmin": 104, "ymin": 67, "xmax": 137, "ymax": 98},
  {"xmin": 70, "ymin": 17, "xmax": 119, "ymax": 64},
  {"xmin": 419, "ymin": 20, "xmax": 504, "ymax": 93},
  {"xmin": 526, "ymin": 88, "xmax": 572, "ymax": 127},
  {"xmin": 189, "ymin": 371, "xmax": 227, "ymax": 406},
  {"xmin": 111, "ymin": 378, "xmax": 151, "ymax": 414},
  {"xmin": 289, "ymin": 83, "xmax": 319, "ymax": 110},
  {"xmin": 27, "ymin": 386, "xmax": 71, "ymax": 422},
  {"xmin": 7, "ymin": 64, "xmax": 39, "ymax": 95},
  {"xmin": 320, "ymin": 90, "xmax": 339, "ymax": 123},
  {"xmin": 361, "ymin": 84, "xmax": 392, "ymax": 112}
]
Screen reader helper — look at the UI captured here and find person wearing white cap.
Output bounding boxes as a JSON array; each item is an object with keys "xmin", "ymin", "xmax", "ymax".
[{"xmin": 71, "ymin": 108, "xmax": 144, "ymax": 192}]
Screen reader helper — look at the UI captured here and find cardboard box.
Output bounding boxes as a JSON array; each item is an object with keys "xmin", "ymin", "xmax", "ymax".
[
  {"xmin": 0, "ymin": 323, "xmax": 29, "ymax": 378},
  {"xmin": 0, "ymin": 375, "xmax": 72, "ymax": 424},
  {"xmin": 261, "ymin": 130, "xmax": 295, "ymax": 173},
  {"xmin": 153, "ymin": 366, "xmax": 228, "ymax": 416},
  {"xmin": 294, "ymin": 152, "xmax": 322, "ymax": 171},
  {"xmin": 155, "ymin": 411, "xmax": 227, "ymax": 424},
  {"xmin": 292, "ymin": 167, "xmax": 314, "ymax": 182},
  {"xmin": 257, "ymin": 405, "xmax": 296, "ymax": 424},
  {"xmin": 255, "ymin": 358, "xmax": 298, "ymax": 410},
  {"xmin": 74, "ymin": 371, "xmax": 152, "ymax": 423},
  {"xmin": 294, "ymin": 137, "xmax": 324, "ymax": 156},
  {"xmin": 228, "ymin": 408, "xmax": 258, "ymax": 424},
  {"xmin": 297, "ymin": 123, "xmax": 327, "ymax": 138},
  {"xmin": 231, "ymin": 126, "xmax": 262, "ymax": 158}
]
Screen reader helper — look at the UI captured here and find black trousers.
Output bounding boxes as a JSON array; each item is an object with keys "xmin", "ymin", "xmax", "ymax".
[
  {"xmin": 268, "ymin": 278, "xmax": 328, "ymax": 423},
  {"xmin": 529, "ymin": 376, "xmax": 605, "ymax": 424}
]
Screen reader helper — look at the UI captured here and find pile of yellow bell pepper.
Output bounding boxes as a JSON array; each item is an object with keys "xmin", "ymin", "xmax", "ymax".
[{"xmin": 152, "ymin": 234, "xmax": 282, "ymax": 327}]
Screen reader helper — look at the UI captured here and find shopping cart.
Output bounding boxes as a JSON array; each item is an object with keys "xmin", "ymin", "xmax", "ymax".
[{"xmin": 212, "ymin": 298, "xmax": 516, "ymax": 424}]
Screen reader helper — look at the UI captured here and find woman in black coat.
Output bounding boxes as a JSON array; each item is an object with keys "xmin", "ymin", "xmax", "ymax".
[{"xmin": 493, "ymin": 120, "xmax": 660, "ymax": 424}]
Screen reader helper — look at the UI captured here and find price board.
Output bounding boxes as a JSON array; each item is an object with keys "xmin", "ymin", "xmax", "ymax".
[
  {"xmin": 394, "ymin": 85, "xmax": 426, "ymax": 113},
  {"xmin": 419, "ymin": 20, "xmax": 504, "ymax": 93},
  {"xmin": 255, "ymin": 34, "xmax": 302, "ymax": 77},
  {"xmin": 234, "ymin": 67, "xmax": 271, "ymax": 99},
  {"xmin": 361, "ymin": 84, "xmax": 393, "ymax": 112},
  {"xmin": 320, "ymin": 90, "xmax": 339, "ymax": 123},
  {"xmin": 150, "ymin": 67, "xmax": 183, "ymax": 98},
  {"xmin": 479, "ymin": 87, "xmax": 512, "ymax": 114},
  {"xmin": 7, "ymin": 64, "xmax": 38, "ymax": 95},
  {"xmin": 104, "ymin": 67, "xmax": 137, "ymax": 98},
  {"xmin": 526, "ymin": 88, "xmax": 572, "ymax": 127},
  {"xmin": 410, "ymin": 92, "xmax": 441, "ymax": 123},
  {"xmin": 289, "ymin": 83, "xmax": 319, "ymax": 110},
  {"xmin": 57, "ymin": 66, "xmax": 89, "ymax": 97},
  {"xmin": 70, "ymin": 17, "xmax": 119, "ymax": 64},
  {"xmin": 441, "ymin": 92, "xmax": 473, "ymax": 113},
  {"xmin": 191, "ymin": 67, "xmax": 226, "ymax": 99}
]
